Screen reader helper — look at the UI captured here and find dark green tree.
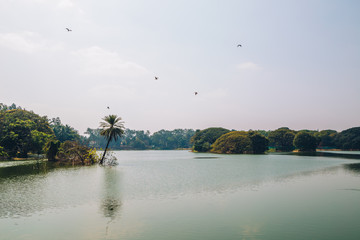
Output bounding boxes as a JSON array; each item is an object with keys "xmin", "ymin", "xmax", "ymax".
[
  {"xmin": 0, "ymin": 109, "xmax": 54, "ymax": 157},
  {"xmin": 293, "ymin": 132, "xmax": 318, "ymax": 152},
  {"xmin": 45, "ymin": 140, "xmax": 61, "ymax": 161},
  {"xmin": 268, "ymin": 127, "xmax": 296, "ymax": 152},
  {"xmin": 314, "ymin": 130, "xmax": 338, "ymax": 149},
  {"xmin": 335, "ymin": 127, "xmax": 360, "ymax": 150},
  {"xmin": 249, "ymin": 131, "xmax": 269, "ymax": 154},
  {"xmin": 50, "ymin": 117, "xmax": 81, "ymax": 143},
  {"xmin": 99, "ymin": 115, "xmax": 125, "ymax": 165}
]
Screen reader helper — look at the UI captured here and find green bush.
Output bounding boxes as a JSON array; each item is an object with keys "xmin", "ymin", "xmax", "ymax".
[{"xmin": 211, "ymin": 131, "xmax": 253, "ymax": 154}]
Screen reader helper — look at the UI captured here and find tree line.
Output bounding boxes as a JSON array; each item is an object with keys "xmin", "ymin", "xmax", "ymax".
[
  {"xmin": 1, "ymin": 103, "xmax": 359, "ymax": 160},
  {"xmin": 85, "ymin": 128, "xmax": 195, "ymax": 150},
  {"xmin": 191, "ymin": 127, "xmax": 360, "ymax": 154},
  {"xmin": 0, "ymin": 103, "xmax": 195, "ymax": 161}
]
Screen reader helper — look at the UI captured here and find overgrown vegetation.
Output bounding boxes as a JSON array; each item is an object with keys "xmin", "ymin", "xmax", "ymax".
[
  {"xmin": 0, "ymin": 103, "xmax": 97, "ymax": 164},
  {"xmin": 0, "ymin": 107, "xmax": 55, "ymax": 158}
]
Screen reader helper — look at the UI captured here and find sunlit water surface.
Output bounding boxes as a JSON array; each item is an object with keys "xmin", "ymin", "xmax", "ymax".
[{"xmin": 1, "ymin": 150, "xmax": 360, "ymax": 240}]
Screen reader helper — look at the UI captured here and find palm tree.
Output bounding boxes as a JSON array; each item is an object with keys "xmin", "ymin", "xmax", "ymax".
[{"xmin": 99, "ymin": 115, "xmax": 125, "ymax": 165}]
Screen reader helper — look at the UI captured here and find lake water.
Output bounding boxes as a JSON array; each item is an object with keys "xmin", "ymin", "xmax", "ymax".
[{"xmin": 1, "ymin": 150, "xmax": 360, "ymax": 240}]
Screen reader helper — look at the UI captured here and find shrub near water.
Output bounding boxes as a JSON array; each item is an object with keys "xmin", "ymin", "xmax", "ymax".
[{"xmin": 45, "ymin": 140, "xmax": 99, "ymax": 165}]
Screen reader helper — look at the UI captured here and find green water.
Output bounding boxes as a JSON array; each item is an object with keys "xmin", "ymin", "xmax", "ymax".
[{"xmin": 1, "ymin": 151, "xmax": 360, "ymax": 240}]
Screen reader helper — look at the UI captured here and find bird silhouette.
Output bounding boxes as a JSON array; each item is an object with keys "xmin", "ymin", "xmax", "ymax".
[
  {"xmin": 107, "ymin": 106, "xmax": 110, "ymax": 109},
  {"xmin": 194, "ymin": 92, "xmax": 198, "ymax": 95},
  {"xmin": 66, "ymin": 28, "xmax": 72, "ymax": 32},
  {"xmin": 237, "ymin": 44, "xmax": 242, "ymax": 47},
  {"xmin": 154, "ymin": 76, "xmax": 158, "ymax": 80}
]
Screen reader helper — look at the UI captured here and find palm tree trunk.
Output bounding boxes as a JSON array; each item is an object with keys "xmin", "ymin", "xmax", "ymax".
[{"xmin": 100, "ymin": 139, "xmax": 111, "ymax": 165}]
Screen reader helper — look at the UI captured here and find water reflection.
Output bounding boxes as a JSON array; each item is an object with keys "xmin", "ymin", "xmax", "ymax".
[
  {"xmin": 0, "ymin": 160, "xmax": 50, "ymax": 179},
  {"xmin": 100, "ymin": 167, "xmax": 123, "ymax": 235},
  {"xmin": 344, "ymin": 163, "xmax": 360, "ymax": 174}
]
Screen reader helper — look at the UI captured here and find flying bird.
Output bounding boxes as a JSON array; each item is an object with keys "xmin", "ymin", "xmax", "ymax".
[
  {"xmin": 194, "ymin": 92, "xmax": 198, "ymax": 96},
  {"xmin": 237, "ymin": 44, "xmax": 242, "ymax": 47},
  {"xmin": 66, "ymin": 28, "xmax": 72, "ymax": 32},
  {"xmin": 155, "ymin": 76, "xmax": 158, "ymax": 80},
  {"xmin": 107, "ymin": 106, "xmax": 110, "ymax": 109}
]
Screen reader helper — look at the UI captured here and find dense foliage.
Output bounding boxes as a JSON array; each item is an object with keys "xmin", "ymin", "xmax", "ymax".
[
  {"xmin": 268, "ymin": 127, "xmax": 296, "ymax": 152},
  {"xmin": 85, "ymin": 128, "xmax": 195, "ymax": 150},
  {"xmin": 335, "ymin": 127, "xmax": 360, "ymax": 150},
  {"xmin": 0, "ymin": 103, "xmax": 97, "ymax": 164},
  {"xmin": 191, "ymin": 127, "xmax": 230, "ymax": 152},
  {"xmin": 249, "ymin": 131, "xmax": 270, "ymax": 154},
  {"xmin": 50, "ymin": 117, "xmax": 83, "ymax": 143},
  {"xmin": 151, "ymin": 129, "xmax": 195, "ymax": 150},
  {"xmin": 211, "ymin": 131, "xmax": 252, "ymax": 154},
  {"xmin": 293, "ymin": 132, "xmax": 318, "ymax": 152},
  {"xmin": 211, "ymin": 131, "xmax": 269, "ymax": 154},
  {"xmin": 314, "ymin": 130, "xmax": 337, "ymax": 149},
  {"xmin": 0, "ymin": 108, "xmax": 55, "ymax": 158}
]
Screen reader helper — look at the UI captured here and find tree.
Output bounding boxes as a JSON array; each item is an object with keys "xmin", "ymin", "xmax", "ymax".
[
  {"xmin": 314, "ymin": 130, "xmax": 337, "ymax": 149},
  {"xmin": 293, "ymin": 132, "xmax": 318, "ymax": 152},
  {"xmin": 249, "ymin": 131, "xmax": 269, "ymax": 154},
  {"xmin": 99, "ymin": 115, "xmax": 125, "ymax": 165},
  {"xmin": 50, "ymin": 117, "xmax": 81, "ymax": 143},
  {"xmin": 211, "ymin": 131, "xmax": 253, "ymax": 154},
  {"xmin": 45, "ymin": 140, "xmax": 61, "ymax": 161},
  {"xmin": 191, "ymin": 127, "xmax": 230, "ymax": 152},
  {"xmin": 268, "ymin": 127, "xmax": 296, "ymax": 152},
  {"xmin": 0, "ymin": 109, "xmax": 55, "ymax": 157},
  {"xmin": 335, "ymin": 127, "xmax": 360, "ymax": 150}
]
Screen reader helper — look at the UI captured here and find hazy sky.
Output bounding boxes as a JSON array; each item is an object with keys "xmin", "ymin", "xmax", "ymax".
[{"xmin": 1, "ymin": 0, "xmax": 359, "ymax": 134}]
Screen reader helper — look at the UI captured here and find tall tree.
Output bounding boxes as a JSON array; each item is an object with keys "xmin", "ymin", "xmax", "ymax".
[{"xmin": 99, "ymin": 115, "xmax": 125, "ymax": 165}]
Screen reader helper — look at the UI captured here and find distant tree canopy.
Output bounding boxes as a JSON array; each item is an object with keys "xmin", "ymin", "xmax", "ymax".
[
  {"xmin": 85, "ymin": 128, "xmax": 195, "ymax": 150},
  {"xmin": 50, "ymin": 117, "xmax": 82, "ymax": 143},
  {"xmin": 268, "ymin": 127, "xmax": 296, "ymax": 152},
  {"xmin": 0, "ymin": 108, "xmax": 55, "ymax": 157},
  {"xmin": 293, "ymin": 132, "xmax": 318, "ymax": 152},
  {"xmin": 335, "ymin": 127, "xmax": 360, "ymax": 150},
  {"xmin": 211, "ymin": 131, "xmax": 269, "ymax": 154},
  {"xmin": 151, "ymin": 129, "xmax": 195, "ymax": 150},
  {"xmin": 249, "ymin": 131, "xmax": 270, "ymax": 154},
  {"xmin": 314, "ymin": 130, "xmax": 338, "ymax": 149},
  {"xmin": 191, "ymin": 127, "xmax": 230, "ymax": 152},
  {"xmin": 0, "ymin": 103, "xmax": 22, "ymax": 111}
]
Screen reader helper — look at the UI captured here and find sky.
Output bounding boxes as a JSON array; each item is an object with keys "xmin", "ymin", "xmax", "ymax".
[{"xmin": 0, "ymin": 0, "xmax": 359, "ymax": 134}]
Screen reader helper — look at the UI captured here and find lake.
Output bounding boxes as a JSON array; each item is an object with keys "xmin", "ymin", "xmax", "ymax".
[{"xmin": 1, "ymin": 150, "xmax": 360, "ymax": 240}]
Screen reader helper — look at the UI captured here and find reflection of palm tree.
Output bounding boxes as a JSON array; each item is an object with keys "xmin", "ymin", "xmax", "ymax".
[
  {"xmin": 99, "ymin": 115, "xmax": 125, "ymax": 165},
  {"xmin": 102, "ymin": 198, "xmax": 122, "ymax": 218},
  {"xmin": 101, "ymin": 168, "xmax": 123, "ymax": 235}
]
